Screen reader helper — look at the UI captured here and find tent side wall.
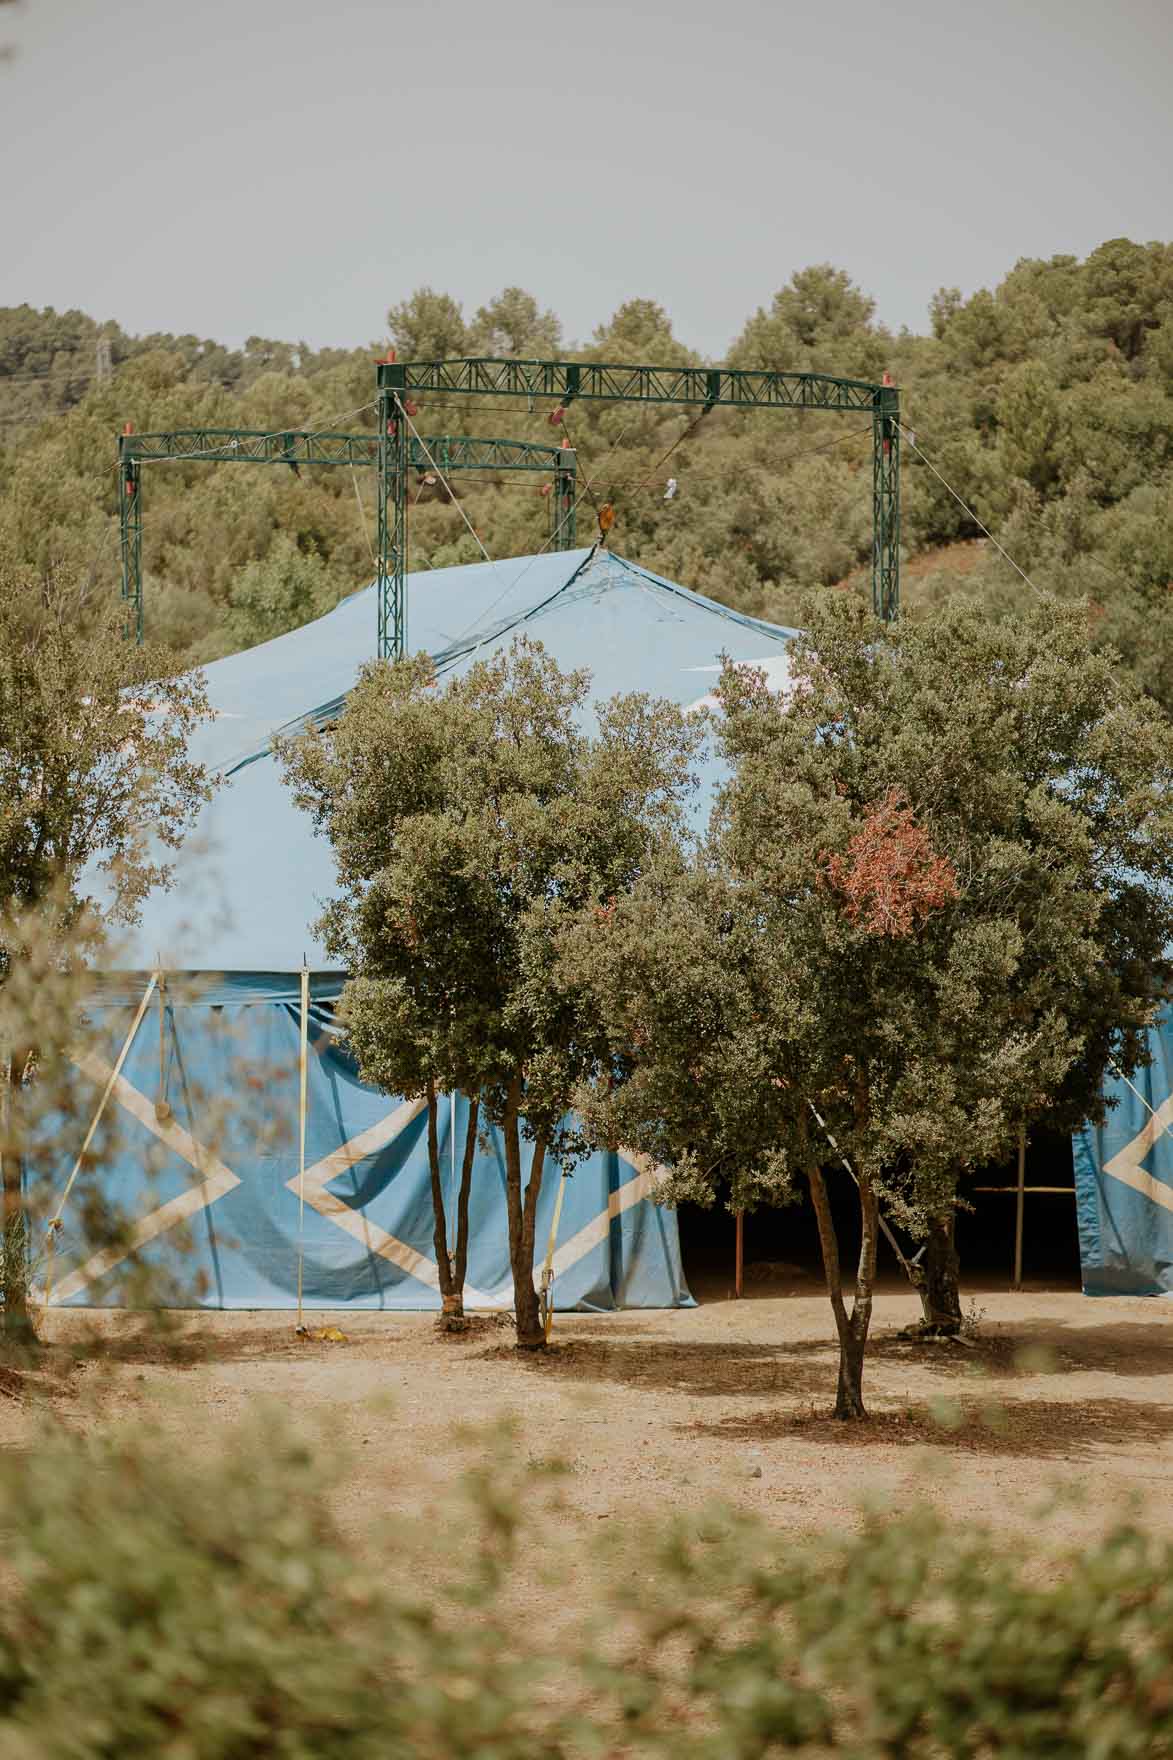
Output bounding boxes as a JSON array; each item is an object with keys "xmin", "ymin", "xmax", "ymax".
[
  {"xmin": 1073, "ymin": 1012, "xmax": 1173, "ymax": 1297},
  {"xmin": 41, "ymin": 987, "xmax": 692, "ymax": 1312}
]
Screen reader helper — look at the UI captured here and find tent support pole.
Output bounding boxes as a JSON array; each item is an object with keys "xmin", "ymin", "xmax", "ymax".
[
  {"xmin": 449, "ymin": 1089, "xmax": 456, "ymax": 1261},
  {"xmin": 1013, "ymin": 1120, "xmax": 1026, "ymax": 1289},
  {"xmin": 540, "ymin": 1166, "xmax": 569, "ymax": 1343},
  {"xmin": 296, "ymin": 965, "xmax": 309, "ymax": 1330},
  {"xmin": 45, "ymin": 972, "xmax": 158, "ymax": 1307},
  {"xmin": 157, "ymin": 961, "xmax": 166, "ymax": 1107}
]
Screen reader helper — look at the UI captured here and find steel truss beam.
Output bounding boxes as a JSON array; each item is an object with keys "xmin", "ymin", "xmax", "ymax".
[
  {"xmin": 119, "ymin": 429, "xmax": 576, "ymax": 473},
  {"xmin": 116, "ymin": 430, "xmax": 576, "ymax": 648},
  {"xmin": 390, "ymin": 358, "xmax": 883, "ymax": 413},
  {"xmin": 377, "ymin": 357, "xmax": 900, "ymax": 622}
]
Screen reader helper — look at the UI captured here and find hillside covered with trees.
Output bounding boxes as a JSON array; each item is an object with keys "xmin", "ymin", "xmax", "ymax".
[{"xmin": 2, "ymin": 237, "xmax": 1172, "ymax": 704}]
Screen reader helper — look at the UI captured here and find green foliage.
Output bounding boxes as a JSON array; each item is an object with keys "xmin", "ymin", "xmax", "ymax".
[
  {"xmin": 602, "ymin": 1499, "xmax": 1173, "ymax": 1757},
  {"xmin": 564, "ymin": 592, "xmax": 1173, "ymax": 1411},
  {"xmin": 280, "ymin": 636, "xmax": 702, "ymax": 1344},
  {"xmin": 0, "ymin": 559, "xmax": 210, "ymax": 923},
  {"xmin": 0, "ymin": 559, "xmax": 212, "ymax": 1335},
  {"xmin": 386, "ymin": 286, "xmax": 469, "ymax": 361},
  {"xmin": 0, "ymin": 1207, "xmax": 29, "ymax": 1325},
  {"xmin": 717, "ymin": 591, "xmax": 1173, "ymax": 1150},
  {"xmin": 225, "ymin": 533, "xmax": 336, "ymax": 650},
  {"xmin": 6, "ymin": 244, "xmax": 1169, "ymax": 696},
  {"xmin": 730, "ymin": 261, "xmax": 888, "ymax": 379},
  {"xmin": 0, "ymin": 1417, "xmax": 573, "ymax": 1759},
  {"xmin": 468, "ymin": 286, "xmax": 561, "ymax": 358},
  {"xmin": 4, "ymin": 240, "xmax": 1173, "ymax": 699},
  {"xmin": 3, "ymin": 1415, "xmax": 1173, "ymax": 1758}
]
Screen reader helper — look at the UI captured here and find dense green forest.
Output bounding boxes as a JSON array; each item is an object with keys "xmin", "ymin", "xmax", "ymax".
[{"xmin": 2, "ymin": 238, "xmax": 1172, "ymax": 704}]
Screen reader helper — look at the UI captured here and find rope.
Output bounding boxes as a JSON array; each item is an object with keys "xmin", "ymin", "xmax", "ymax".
[
  {"xmin": 806, "ymin": 1100, "xmax": 921, "ymax": 1281},
  {"xmin": 551, "ymin": 416, "xmax": 635, "ymax": 541},
  {"xmin": 1108, "ymin": 1058, "xmax": 1173, "ymax": 1149},
  {"xmin": 900, "ymin": 413, "xmax": 1151, "ymax": 611},
  {"xmin": 442, "ymin": 418, "xmax": 635, "ymax": 646},
  {"xmin": 393, "ymin": 398, "xmax": 503, "ymax": 577},
  {"xmin": 317, "ymin": 419, "xmax": 871, "ymax": 509},
  {"xmin": 628, "ymin": 405, "xmax": 713, "ymax": 496},
  {"xmin": 553, "ymin": 413, "xmax": 871, "ymax": 515},
  {"xmin": 432, "ymin": 544, "xmax": 603, "ymax": 680},
  {"xmin": 44, "ymin": 973, "xmax": 158, "ymax": 1307},
  {"xmin": 562, "ymin": 404, "xmax": 716, "ymax": 541},
  {"xmin": 349, "ymin": 465, "xmax": 378, "ymax": 569},
  {"xmin": 557, "ymin": 413, "xmax": 639, "ymax": 539},
  {"xmin": 559, "ymin": 414, "xmax": 607, "ymax": 533},
  {"xmin": 618, "ymin": 554, "xmax": 795, "ymax": 638},
  {"xmin": 899, "ymin": 424, "xmax": 1044, "ymax": 600},
  {"xmin": 406, "ymin": 398, "xmax": 568, "ymax": 420}
]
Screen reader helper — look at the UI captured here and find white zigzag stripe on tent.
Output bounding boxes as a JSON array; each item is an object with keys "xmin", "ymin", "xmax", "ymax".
[
  {"xmin": 54, "ymin": 1059, "xmax": 476, "ymax": 1307},
  {"xmin": 550, "ymin": 1151, "xmax": 669, "ymax": 1281},
  {"xmin": 282, "ymin": 1096, "xmax": 498, "ymax": 1306},
  {"xmin": 1104, "ymin": 1093, "xmax": 1173, "ymax": 1217},
  {"xmin": 53, "ymin": 1055, "xmax": 673, "ymax": 1309},
  {"xmin": 50, "ymin": 1053, "xmax": 244, "ymax": 1303},
  {"xmin": 283, "ymin": 1115, "xmax": 668, "ymax": 1307}
]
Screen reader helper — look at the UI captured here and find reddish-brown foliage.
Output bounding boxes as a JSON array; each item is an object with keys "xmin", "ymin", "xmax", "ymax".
[{"xmin": 822, "ymin": 789, "xmax": 959, "ymax": 937}]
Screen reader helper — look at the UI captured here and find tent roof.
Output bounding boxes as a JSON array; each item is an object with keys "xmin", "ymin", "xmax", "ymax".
[{"xmin": 111, "ymin": 549, "xmax": 797, "ymax": 976}]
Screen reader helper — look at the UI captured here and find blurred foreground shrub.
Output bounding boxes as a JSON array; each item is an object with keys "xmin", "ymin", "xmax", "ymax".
[
  {"xmin": 600, "ymin": 1502, "xmax": 1173, "ymax": 1757},
  {"xmin": 2, "ymin": 1415, "xmax": 1173, "ymax": 1757},
  {"xmin": 0, "ymin": 1417, "xmax": 571, "ymax": 1759}
]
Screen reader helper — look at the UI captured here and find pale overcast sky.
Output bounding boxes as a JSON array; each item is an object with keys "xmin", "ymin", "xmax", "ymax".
[{"xmin": 2, "ymin": 0, "xmax": 1170, "ymax": 357}]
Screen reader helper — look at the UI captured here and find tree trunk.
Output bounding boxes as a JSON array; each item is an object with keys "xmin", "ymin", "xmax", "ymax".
[
  {"xmin": 835, "ymin": 1327, "xmax": 868, "ymax": 1419},
  {"xmin": 1, "ymin": 1050, "xmax": 34, "ymax": 1346},
  {"xmin": 517, "ymin": 1132, "xmax": 548, "ymax": 1350},
  {"xmin": 807, "ymin": 1160, "xmax": 877, "ymax": 1421},
  {"xmin": 501, "ymin": 1074, "xmax": 546, "ymax": 1351},
  {"xmin": 424, "ymin": 1080, "xmax": 464, "ymax": 1325},
  {"xmin": 452, "ymin": 1094, "xmax": 479, "ymax": 1300},
  {"xmin": 918, "ymin": 1210, "xmax": 963, "ymax": 1334}
]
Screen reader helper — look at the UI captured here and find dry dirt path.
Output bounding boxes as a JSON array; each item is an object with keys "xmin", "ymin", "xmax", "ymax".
[{"xmin": 4, "ymin": 1283, "xmax": 1172, "ymax": 1554}]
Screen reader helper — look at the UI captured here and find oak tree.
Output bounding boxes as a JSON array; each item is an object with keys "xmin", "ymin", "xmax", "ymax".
[
  {"xmin": 567, "ymin": 591, "xmax": 1173, "ymax": 1413},
  {"xmin": 0, "ymin": 562, "xmax": 210, "ymax": 1339},
  {"xmin": 281, "ymin": 637, "xmax": 700, "ymax": 1346}
]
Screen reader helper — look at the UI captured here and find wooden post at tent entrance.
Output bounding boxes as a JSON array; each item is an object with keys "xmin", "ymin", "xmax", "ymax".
[
  {"xmin": 735, "ymin": 1210, "xmax": 744, "ymax": 1298},
  {"xmin": 296, "ymin": 964, "xmax": 308, "ymax": 1330},
  {"xmin": 1012, "ymin": 1121, "xmax": 1026, "ymax": 1290}
]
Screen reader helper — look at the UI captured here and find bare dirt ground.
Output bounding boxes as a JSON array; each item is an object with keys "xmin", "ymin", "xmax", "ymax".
[{"xmin": 3, "ymin": 1277, "xmax": 1172, "ymax": 1555}]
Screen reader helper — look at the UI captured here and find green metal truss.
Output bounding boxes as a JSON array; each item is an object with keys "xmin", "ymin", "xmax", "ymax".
[
  {"xmin": 120, "ymin": 348, "xmax": 899, "ymax": 655},
  {"xmin": 116, "ymin": 428, "xmax": 577, "ymax": 646},
  {"xmin": 389, "ymin": 357, "xmax": 884, "ymax": 412},
  {"xmin": 377, "ymin": 357, "xmax": 900, "ymax": 628}
]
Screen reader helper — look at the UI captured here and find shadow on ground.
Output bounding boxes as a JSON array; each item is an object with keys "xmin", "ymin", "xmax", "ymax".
[
  {"xmin": 480, "ymin": 1311, "xmax": 1173, "ymax": 1417},
  {"xmin": 15, "ymin": 1325, "xmax": 320, "ymax": 1374},
  {"xmin": 869, "ymin": 1320, "xmax": 1173, "ymax": 1382},
  {"xmin": 0, "ymin": 1345, "xmax": 82, "ymax": 1402},
  {"xmin": 482, "ymin": 1336, "xmax": 839, "ymax": 1402},
  {"xmin": 684, "ymin": 1395, "xmax": 1173, "ymax": 1459}
]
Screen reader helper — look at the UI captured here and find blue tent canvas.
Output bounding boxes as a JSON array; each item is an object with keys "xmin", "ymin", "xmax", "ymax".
[
  {"xmin": 1073, "ymin": 1014, "xmax": 1173, "ymax": 1297},
  {"xmin": 41, "ymin": 549, "xmax": 799, "ymax": 1312}
]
